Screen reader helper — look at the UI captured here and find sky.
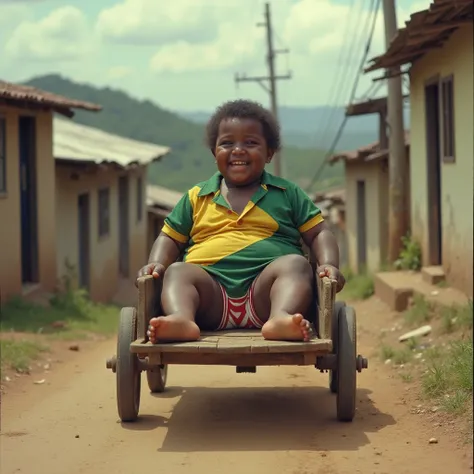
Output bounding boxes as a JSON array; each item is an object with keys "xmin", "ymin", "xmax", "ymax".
[{"xmin": 0, "ymin": 0, "xmax": 431, "ymax": 112}]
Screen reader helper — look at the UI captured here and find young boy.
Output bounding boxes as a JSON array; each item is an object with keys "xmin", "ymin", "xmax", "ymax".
[{"xmin": 137, "ymin": 100, "xmax": 345, "ymax": 344}]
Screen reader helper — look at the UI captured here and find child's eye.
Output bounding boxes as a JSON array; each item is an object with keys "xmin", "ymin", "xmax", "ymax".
[
  {"xmin": 245, "ymin": 140, "xmax": 258, "ymax": 146},
  {"xmin": 219, "ymin": 141, "xmax": 233, "ymax": 147}
]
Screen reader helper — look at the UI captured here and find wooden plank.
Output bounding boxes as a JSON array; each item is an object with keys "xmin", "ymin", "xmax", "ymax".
[
  {"xmin": 131, "ymin": 337, "xmax": 332, "ymax": 354},
  {"xmin": 136, "ymin": 275, "xmax": 161, "ymax": 340},
  {"xmin": 317, "ymin": 276, "xmax": 336, "ymax": 340},
  {"xmin": 160, "ymin": 351, "xmax": 320, "ymax": 366},
  {"xmin": 216, "ymin": 337, "xmax": 252, "ymax": 353},
  {"xmin": 202, "ymin": 330, "xmax": 261, "ymax": 338}
]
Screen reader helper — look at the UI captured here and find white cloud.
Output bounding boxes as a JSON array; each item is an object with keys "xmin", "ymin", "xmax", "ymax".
[
  {"xmin": 0, "ymin": 4, "xmax": 29, "ymax": 29},
  {"xmin": 4, "ymin": 6, "xmax": 92, "ymax": 62},
  {"xmin": 107, "ymin": 66, "xmax": 133, "ymax": 79},
  {"xmin": 146, "ymin": 0, "xmax": 429, "ymax": 76},
  {"xmin": 96, "ymin": 0, "xmax": 223, "ymax": 45}
]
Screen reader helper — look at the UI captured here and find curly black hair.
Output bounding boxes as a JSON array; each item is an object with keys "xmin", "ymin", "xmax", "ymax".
[{"xmin": 205, "ymin": 99, "xmax": 281, "ymax": 151}]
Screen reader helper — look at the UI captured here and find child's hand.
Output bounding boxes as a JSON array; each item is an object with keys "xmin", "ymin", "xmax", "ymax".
[
  {"xmin": 317, "ymin": 265, "xmax": 345, "ymax": 292},
  {"xmin": 136, "ymin": 262, "xmax": 166, "ymax": 284}
]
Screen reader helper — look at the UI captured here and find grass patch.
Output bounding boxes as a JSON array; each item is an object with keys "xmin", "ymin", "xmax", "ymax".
[
  {"xmin": 0, "ymin": 287, "xmax": 119, "ymax": 338},
  {"xmin": 339, "ymin": 268, "xmax": 374, "ymax": 301},
  {"xmin": 404, "ymin": 294, "xmax": 434, "ymax": 326},
  {"xmin": 0, "ymin": 339, "xmax": 49, "ymax": 376},
  {"xmin": 440, "ymin": 302, "xmax": 473, "ymax": 334},
  {"xmin": 422, "ymin": 338, "xmax": 473, "ymax": 417},
  {"xmin": 399, "ymin": 372, "xmax": 413, "ymax": 383},
  {"xmin": 379, "ymin": 343, "xmax": 413, "ymax": 364}
]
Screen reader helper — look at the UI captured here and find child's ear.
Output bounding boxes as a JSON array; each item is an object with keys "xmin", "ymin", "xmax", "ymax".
[{"xmin": 266, "ymin": 149, "xmax": 275, "ymax": 163}]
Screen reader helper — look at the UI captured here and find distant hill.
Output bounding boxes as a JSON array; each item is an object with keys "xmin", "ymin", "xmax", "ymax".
[
  {"xmin": 24, "ymin": 74, "xmax": 358, "ymax": 192},
  {"xmin": 178, "ymin": 105, "xmax": 411, "ymax": 151}
]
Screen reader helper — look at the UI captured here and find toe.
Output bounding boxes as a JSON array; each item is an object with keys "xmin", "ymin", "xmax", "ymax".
[{"xmin": 292, "ymin": 313, "xmax": 304, "ymax": 325}]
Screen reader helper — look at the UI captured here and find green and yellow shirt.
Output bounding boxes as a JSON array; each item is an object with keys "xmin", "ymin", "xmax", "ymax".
[{"xmin": 162, "ymin": 170, "xmax": 323, "ymax": 297}]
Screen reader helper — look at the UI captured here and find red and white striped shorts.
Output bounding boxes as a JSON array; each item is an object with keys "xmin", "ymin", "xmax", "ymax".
[{"xmin": 216, "ymin": 280, "xmax": 264, "ymax": 330}]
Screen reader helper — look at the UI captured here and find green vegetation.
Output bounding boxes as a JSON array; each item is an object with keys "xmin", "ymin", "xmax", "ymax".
[
  {"xmin": 0, "ymin": 288, "xmax": 119, "ymax": 338},
  {"xmin": 422, "ymin": 338, "xmax": 473, "ymax": 416},
  {"xmin": 379, "ymin": 343, "xmax": 413, "ymax": 365},
  {"xmin": 394, "ymin": 233, "xmax": 422, "ymax": 271},
  {"xmin": 404, "ymin": 294, "xmax": 434, "ymax": 326},
  {"xmin": 339, "ymin": 267, "xmax": 374, "ymax": 301},
  {"xmin": 24, "ymin": 74, "xmax": 345, "ymax": 193},
  {"xmin": 379, "ymin": 299, "xmax": 473, "ymax": 430},
  {"xmin": 440, "ymin": 301, "xmax": 473, "ymax": 334},
  {"xmin": 0, "ymin": 268, "xmax": 120, "ymax": 377},
  {"xmin": 0, "ymin": 339, "xmax": 49, "ymax": 377}
]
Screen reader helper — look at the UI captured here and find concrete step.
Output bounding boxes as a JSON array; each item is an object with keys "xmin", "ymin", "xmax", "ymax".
[
  {"xmin": 421, "ymin": 266, "xmax": 445, "ymax": 285},
  {"xmin": 374, "ymin": 272, "xmax": 414, "ymax": 312},
  {"xmin": 374, "ymin": 270, "xmax": 470, "ymax": 312}
]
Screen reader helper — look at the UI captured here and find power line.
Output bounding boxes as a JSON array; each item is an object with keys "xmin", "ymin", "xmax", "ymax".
[
  {"xmin": 308, "ymin": 0, "xmax": 358, "ymax": 151},
  {"xmin": 234, "ymin": 2, "xmax": 291, "ymax": 177},
  {"xmin": 304, "ymin": 0, "xmax": 381, "ymax": 193},
  {"xmin": 317, "ymin": 0, "xmax": 378, "ymax": 152}
]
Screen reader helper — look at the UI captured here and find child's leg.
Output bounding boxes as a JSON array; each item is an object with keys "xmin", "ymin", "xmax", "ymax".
[
  {"xmin": 148, "ymin": 263, "xmax": 223, "ymax": 343},
  {"xmin": 252, "ymin": 254, "xmax": 314, "ymax": 341}
]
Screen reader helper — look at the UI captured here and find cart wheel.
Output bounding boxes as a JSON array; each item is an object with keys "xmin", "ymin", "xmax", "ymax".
[
  {"xmin": 147, "ymin": 365, "xmax": 168, "ymax": 393},
  {"xmin": 329, "ymin": 301, "xmax": 346, "ymax": 394},
  {"xmin": 116, "ymin": 307, "xmax": 141, "ymax": 422},
  {"xmin": 336, "ymin": 305, "xmax": 357, "ymax": 422}
]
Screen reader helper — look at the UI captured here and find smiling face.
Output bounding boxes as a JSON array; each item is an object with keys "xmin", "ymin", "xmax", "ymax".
[{"xmin": 214, "ymin": 117, "xmax": 273, "ymax": 187}]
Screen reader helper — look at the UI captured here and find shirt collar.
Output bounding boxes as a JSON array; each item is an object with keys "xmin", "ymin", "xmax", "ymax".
[{"xmin": 197, "ymin": 170, "xmax": 286, "ymax": 197}]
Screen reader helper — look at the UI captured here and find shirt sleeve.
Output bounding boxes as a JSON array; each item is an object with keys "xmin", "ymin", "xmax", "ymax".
[
  {"xmin": 289, "ymin": 184, "xmax": 324, "ymax": 233},
  {"xmin": 161, "ymin": 191, "xmax": 194, "ymax": 244}
]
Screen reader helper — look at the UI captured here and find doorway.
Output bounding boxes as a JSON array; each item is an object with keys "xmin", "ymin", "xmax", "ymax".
[
  {"xmin": 118, "ymin": 176, "xmax": 130, "ymax": 277},
  {"xmin": 356, "ymin": 180, "xmax": 367, "ymax": 271},
  {"xmin": 78, "ymin": 193, "xmax": 90, "ymax": 290},
  {"xmin": 425, "ymin": 81, "xmax": 442, "ymax": 265},
  {"xmin": 18, "ymin": 116, "xmax": 39, "ymax": 285}
]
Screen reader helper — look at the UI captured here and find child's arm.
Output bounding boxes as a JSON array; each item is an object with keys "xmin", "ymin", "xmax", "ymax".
[
  {"xmin": 149, "ymin": 232, "xmax": 185, "ymax": 265},
  {"xmin": 302, "ymin": 221, "xmax": 339, "ymax": 269},
  {"xmin": 138, "ymin": 189, "xmax": 194, "ymax": 280},
  {"xmin": 301, "ymin": 222, "xmax": 345, "ymax": 291},
  {"xmin": 290, "ymin": 184, "xmax": 345, "ymax": 291}
]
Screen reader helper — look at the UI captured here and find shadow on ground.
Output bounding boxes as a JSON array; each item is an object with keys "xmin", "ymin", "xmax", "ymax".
[{"xmin": 121, "ymin": 385, "xmax": 395, "ymax": 452}]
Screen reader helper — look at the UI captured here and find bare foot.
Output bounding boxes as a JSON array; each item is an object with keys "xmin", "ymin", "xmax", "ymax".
[
  {"xmin": 147, "ymin": 315, "xmax": 200, "ymax": 343},
  {"xmin": 261, "ymin": 313, "xmax": 313, "ymax": 342}
]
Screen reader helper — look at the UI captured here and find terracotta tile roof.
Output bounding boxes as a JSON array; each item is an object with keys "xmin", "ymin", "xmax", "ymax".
[
  {"xmin": 0, "ymin": 80, "xmax": 101, "ymax": 116},
  {"xmin": 330, "ymin": 131, "xmax": 410, "ymax": 164},
  {"xmin": 365, "ymin": 0, "xmax": 472, "ymax": 72}
]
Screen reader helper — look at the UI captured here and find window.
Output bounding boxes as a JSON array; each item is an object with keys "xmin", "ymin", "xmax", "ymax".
[
  {"xmin": 441, "ymin": 75, "xmax": 455, "ymax": 163},
  {"xmin": 98, "ymin": 187, "xmax": 110, "ymax": 237},
  {"xmin": 0, "ymin": 117, "xmax": 6, "ymax": 193},
  {"xmin": 136, "ymin": 176, "xmax": 143, "ymax": 222}
]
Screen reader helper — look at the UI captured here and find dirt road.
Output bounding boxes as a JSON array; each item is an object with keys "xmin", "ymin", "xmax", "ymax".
[{"xmin": 1, "ymin": 298, "xmax": 472, "ymax": 474}]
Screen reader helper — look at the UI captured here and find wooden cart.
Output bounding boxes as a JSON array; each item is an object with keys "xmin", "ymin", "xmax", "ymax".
[{"xmin": 106, "ymin": 273, "xmax": 368, "ymax": 423}]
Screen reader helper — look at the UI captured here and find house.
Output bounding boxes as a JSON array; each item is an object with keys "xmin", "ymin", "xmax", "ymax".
[
  {"xmin": 0, "ymin": 81, "xmax": 101, "ymax": 302},
  {"xmin": 365, "ymin": 0, "xmax": 473, "ymax": 296},
  {"xmin": 53, "ymin": 117, "xmax": 170, "ymax": 302},
  {"xmin": 146, "ymin": 185, "xmax": 183, "ymax": 253},
  {"xmin": 330, "ymin": 134, "xmax": 410, "ymax": 273}
]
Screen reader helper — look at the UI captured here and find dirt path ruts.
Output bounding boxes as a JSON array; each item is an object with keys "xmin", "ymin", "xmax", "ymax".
[{"xmin": 1, "ymin": 298, "xmax": 472, "ymax": 474}]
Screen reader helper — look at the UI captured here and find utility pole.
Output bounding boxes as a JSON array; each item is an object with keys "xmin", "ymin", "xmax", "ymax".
[
  {"xmin": 382, "ymin": 0, "xmax": 408, "ymax": 262},
  {"xmin": 235, "ymin": 2, "xmax": 291, "ymax": 177}
]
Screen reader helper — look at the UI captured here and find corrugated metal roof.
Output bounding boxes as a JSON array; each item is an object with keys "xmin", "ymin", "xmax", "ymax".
[
  {"xmin": 0, "ymin": 80, "xmax": 101, "ymax": 116},
  {"xmin": 365, "ymin": 0, "xmax": 472, "ymax": 72},
  {"xmin": 330, "ymin": 131, "xmax": 410, "ymax": 164},
  {"xmin": 147, "ymin": 184, "xmax": 182, "ymax": 210},
  {"xmin": 54, "ymin": 117, "xmax": 170, "ymax": 167}
]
